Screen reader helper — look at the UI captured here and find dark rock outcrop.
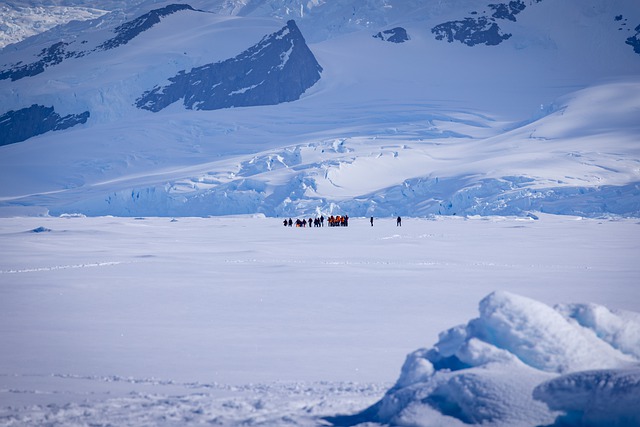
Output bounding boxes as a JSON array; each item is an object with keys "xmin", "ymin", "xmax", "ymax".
[
  {"xmin": 98, "ymin": 4, "xmax": 195, "ymax": 51},
  {"xmin": 135, "ymin": 20, "xmax": 322, "ymax": 112},
  {"xmin": 0, "ymin": 104, "xmax": 90, "ymax": 146},
  {"xmin": 489, "ymin": 1, "xmax": 526, "ymax": 21},
  {"xmin": 431, "ymin": 0, "xmax": 534, "ymax": 47},
  {"xmin": 626, "ymin": 24, "xmax": 640, "ymax": 55},
  {"xmin": 432, "ymin": 17, "xmax": 511, "ymax": 46},
  {"xmin": 0, "ymin": 41, "xmax": 70, "ymax": 81},
  {"xmin": 373, "ymin": 27, "xmax": 409, "ymax": 43}
]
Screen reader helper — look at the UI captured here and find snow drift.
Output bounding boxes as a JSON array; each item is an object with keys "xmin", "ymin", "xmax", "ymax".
[{"xmin": 329, "ymin": 291, "xmax": 640, "ymax": 426}]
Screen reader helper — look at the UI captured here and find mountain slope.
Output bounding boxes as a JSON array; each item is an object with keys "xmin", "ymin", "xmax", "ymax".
[
  {"xmin": 135, "ymin": 19, "xmax": 322, "ymax": 112},
  {"xmin": 0, "ymin": 0, "xmax": 639, "ymax": 218}
]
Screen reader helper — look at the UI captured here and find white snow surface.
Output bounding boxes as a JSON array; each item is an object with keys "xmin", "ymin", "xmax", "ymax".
[{"xmin": 1, "ymin": 214, "xmax": 639, "ymax": 426}]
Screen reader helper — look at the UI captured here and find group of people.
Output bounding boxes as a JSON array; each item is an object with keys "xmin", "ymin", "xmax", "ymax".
[
  {"xmin": 283, "ymin": 215, "xmax": 350, "ymax": 228},
  {"xmin": 283, "ymin": 215, "xmax": 402, "ymax": 227},
  {"xmin": 327, "ymin": 215, "xmax": 349, "ymax": 227}
]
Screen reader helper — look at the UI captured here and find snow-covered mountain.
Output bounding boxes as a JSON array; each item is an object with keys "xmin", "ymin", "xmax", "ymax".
[{"xmin": 1, "ymin": 0, "xmax": 639, "ymax": 218}]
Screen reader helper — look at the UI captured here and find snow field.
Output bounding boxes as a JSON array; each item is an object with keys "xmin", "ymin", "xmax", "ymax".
[{"xmin": 1, "ymin": 214, "xmax": 639, "ymax": 425}]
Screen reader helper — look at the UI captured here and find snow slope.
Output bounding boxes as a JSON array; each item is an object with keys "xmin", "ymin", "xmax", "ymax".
[{"xmin": 0, "ymin": 0, "xmax": 639, "ymax": 218}]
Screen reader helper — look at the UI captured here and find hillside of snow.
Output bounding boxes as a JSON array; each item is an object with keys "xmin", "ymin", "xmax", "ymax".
[{"xmin": 1, "ymin": 0, "xmax": 640, "ymax": 218}]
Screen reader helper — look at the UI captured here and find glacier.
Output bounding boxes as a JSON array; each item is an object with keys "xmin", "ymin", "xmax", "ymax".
[{"xmin": 0, "ymin": 0, "xmax": 639, "ymax": 218}]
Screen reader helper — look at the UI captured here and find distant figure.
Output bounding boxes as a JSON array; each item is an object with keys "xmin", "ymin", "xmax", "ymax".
[
  {"xmin": 397, "ymin": 216, "xmax": 402, "ymax": 227},
  {"xmin": 370, "ymin": 216, "xmax": 374, "ymax": 227}
]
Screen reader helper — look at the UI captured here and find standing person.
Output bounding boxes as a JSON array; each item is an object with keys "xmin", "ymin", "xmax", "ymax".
[
  {"xmin": 397, "ymin": 216, "xmax": 402, "ymax": 226},
  {"xmin": 370, "ymin": 216, "xmax": 374, "ymax": 227}
]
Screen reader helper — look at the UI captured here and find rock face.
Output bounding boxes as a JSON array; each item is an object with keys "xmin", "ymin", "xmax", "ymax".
[
  {"xmin": 627, "ymin": 24, "xmax": 640, "ymax": 55},
  {"xmin": 0, "ymin": 41, "xmax": 70, "ymax": 81},
  {"xmin": 373, "ymin": 27, "xmax": 409, "ymax": 43},
  {"xmin": 432, "ymin": 17, "xmax": 511, "ymax": 46},
  {"xmin": 135, "ymin": 20, "xmax": 322, "ymax": 112},
  {"xmin": 431, "ymin": 0, "xmax": 531, "ymax": 47},
  {"xmin": 98, "ymin": 4, "xmax": 194, "ymax": 51},
  {"xmin": 489, "ymin": 0, "xmax": 527, "ymax": 21},
  {"xmin": 0, "ymin": 105, "xmax": 90, "ymax": 146}
]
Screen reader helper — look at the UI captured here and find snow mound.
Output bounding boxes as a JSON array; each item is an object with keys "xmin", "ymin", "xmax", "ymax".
[
  {"xmin": 331, "ymin": 291, "xmax": 640, "ymax": 426},
  {"xmin": 466, "ymin": 291, "xmax": 636, "ymax": 374},
  {"xmin": 556, "ymin": 302, "xmax": 640, "ymax": 360}
]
